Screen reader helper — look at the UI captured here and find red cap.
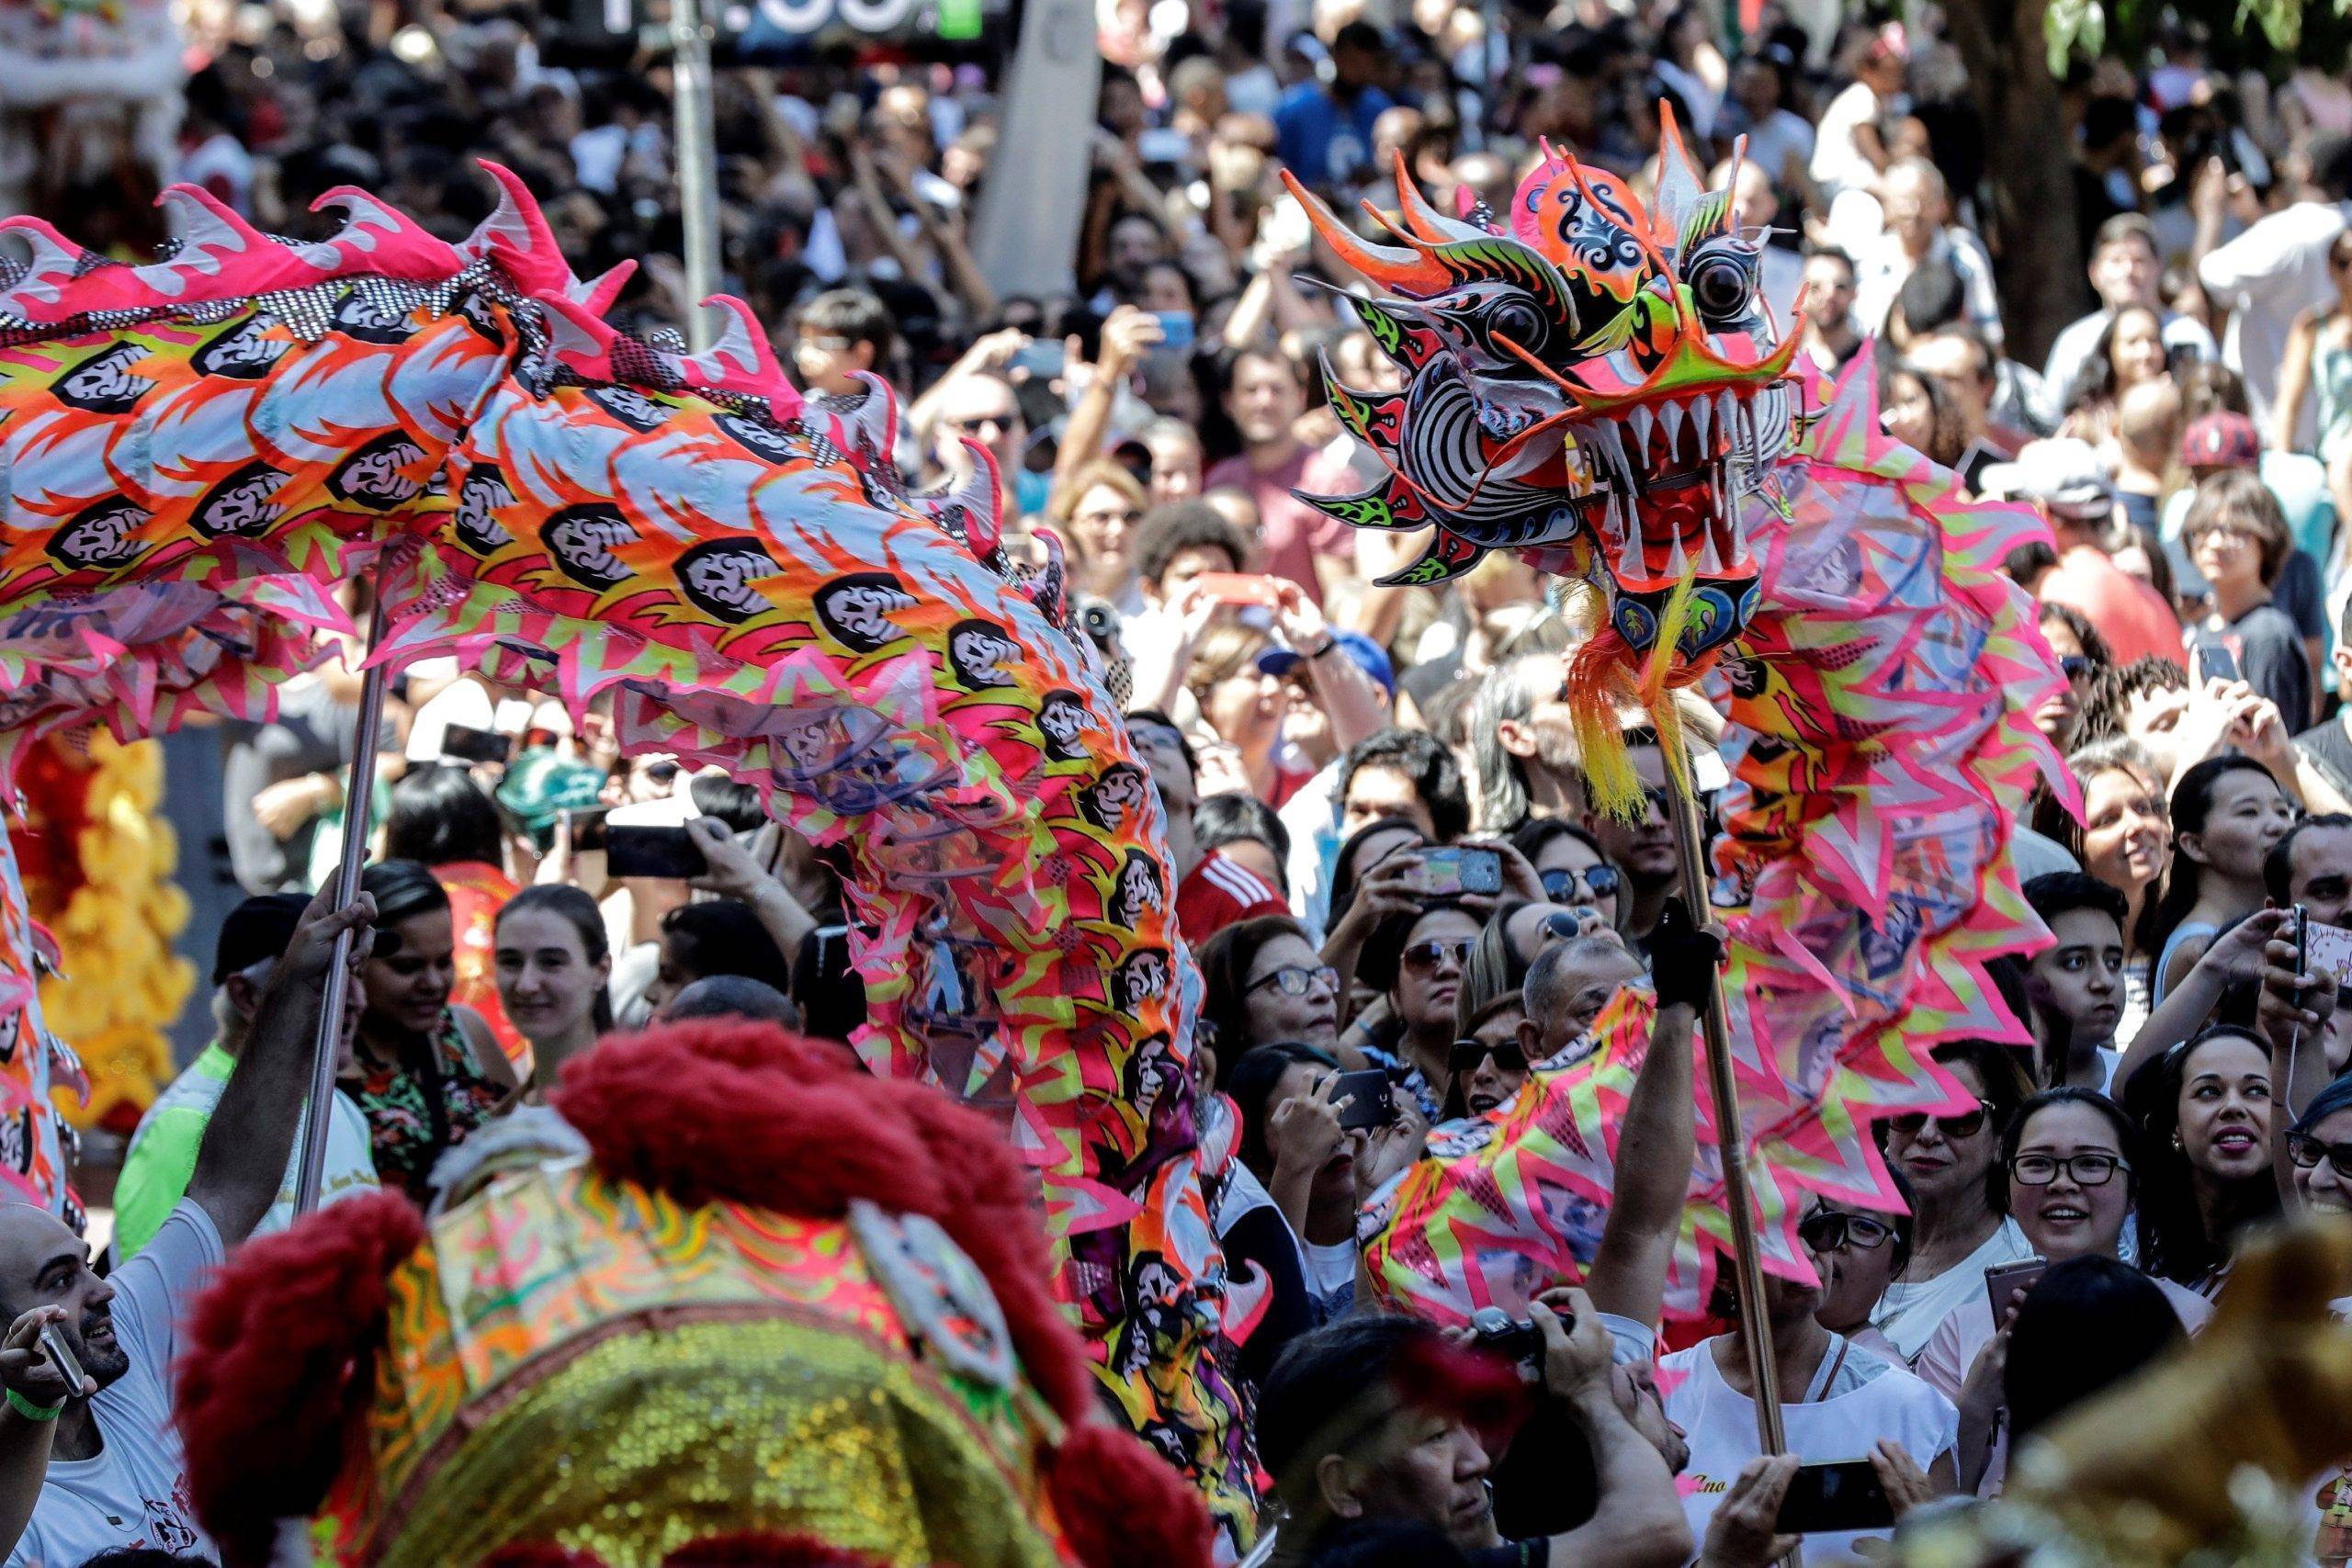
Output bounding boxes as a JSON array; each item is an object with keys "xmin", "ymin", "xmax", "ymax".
[{"xmin": 2180, "ymin": 412, "xmax": 2261, "ymax": 470}]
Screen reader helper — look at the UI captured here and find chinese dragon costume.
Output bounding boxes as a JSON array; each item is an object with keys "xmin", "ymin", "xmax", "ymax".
[{"xmin": 1280, "ymin": 116, "xmax": 2071, "ymax": 1314}]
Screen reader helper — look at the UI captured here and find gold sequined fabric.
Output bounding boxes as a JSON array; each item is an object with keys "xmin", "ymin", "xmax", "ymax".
[
  {"xmin": 326, "ymin": 1161, "xmax": 1076, "ymax": 1565},
  {"xmin": 368, "ymin": 1316, "xmax": 1068, "ymax": 1568}
]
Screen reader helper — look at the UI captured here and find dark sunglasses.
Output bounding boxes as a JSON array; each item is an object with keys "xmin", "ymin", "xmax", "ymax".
[
  {"xmin": 1887, "ymin": 1100, "xmax": 1995, "ymax": 1140},
  {"xmin": 642, "ymin": 760, "xmax": 682, "ymax": 784},
  {"xmin": 1449, "ymin": 1038, "xmax": 1529, "ymax": 1077},
  {"xmin": 1249, "ymin": 964, "xmax": 1338, "ymax": 998},
  {"xmin": 1797, "ymin": 1210, "xmax": 1897, "ymax": 1252},
  {"xmin": 2059, "ymin": 654, "xmax": 2091, "ymax": 682},
  {"xmin": 1541, "ymin": 865, "xmax": 1623, "ymax": 903},
  {"xmin": 2289, "ymin": 1132, "xmax": 2352, "ymax": 1179},
  {"xmin": 1402, "ymin": 938, "xmax": 1473, "ymax": 973}
]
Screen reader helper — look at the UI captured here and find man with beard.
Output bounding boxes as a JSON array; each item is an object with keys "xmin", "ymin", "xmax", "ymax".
[{"xmin": 2, "ymin": 887, "xmax": 375, "ymax": 1567}]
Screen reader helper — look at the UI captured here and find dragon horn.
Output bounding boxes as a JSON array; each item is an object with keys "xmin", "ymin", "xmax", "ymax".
[
  {"xmin": 309, "ymin": 186, "xmax": 467, "ymax": 278},
  {"xmin": 463, "ymin": 160, "xmax": 575, "ymax": 298},
  {"xmin": 0, "ymin": 217, "xmax": 94, "ymax": 310},
  {"xmin": 680, "ymin": 294, "xmax": 803, "ymax": 420},
  {"xmin": 1649, "ymin": 98, "xmax": 1707, "ymax": 250},
  {"xmin": 571, "ymin": 261, "xmax": 637, "ymax": 314},
  {"xmin": 1390, "ymin": 149, "xmax": 1486, "ymax": 243},
  {"xmin": 1280, "ymin": 169, "xmax": 1452, "ymax": 298},
  {"xmin": 156, "ymin": 184, "xmax": 275, "ymax": 262}
]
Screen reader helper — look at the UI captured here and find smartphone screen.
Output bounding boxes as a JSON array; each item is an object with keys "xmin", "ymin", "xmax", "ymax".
[
  {"xmin": 2306, "ymin": 918, "xmax": 2352, "ymax": 991},
  {"xmin": 606, "ymin": 824, "xmax": 707, "ymax": 880},
  {"xmin": 1773, "ymin": 1460, "xmax": 1894, "ymax": 1534},
  {"xmin": 1333, "ymin": 1068, "xmax": 1395, "ymax": 1132},
  {"xmin": 1409, "ymin": 846, "xmax": 1502, "ymax": 897}
]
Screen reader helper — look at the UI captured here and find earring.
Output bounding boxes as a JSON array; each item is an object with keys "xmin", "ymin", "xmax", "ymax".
[{"xmin": 2173, "ymin": 1131, "xmax": 2184, "ymax": 1152}]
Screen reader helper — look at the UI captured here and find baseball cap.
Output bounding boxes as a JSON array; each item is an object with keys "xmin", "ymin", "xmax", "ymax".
[
  {"xmin": 1978, "ymin": 438, "xmax": 2117, "ymax": 521},
  {"xmin": 1257, "ymin": 631, "xmax": 1396, "ymax": 698},
  {"xmin": 2180, "ymin": 412, "xmax": 2261, "ymax": 471},
  {"xmin": 212, "ymin": 892, "xmax": 311, "ymax": 985}
]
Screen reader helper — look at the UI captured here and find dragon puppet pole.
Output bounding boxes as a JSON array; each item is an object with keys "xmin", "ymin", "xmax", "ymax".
[
  {"xmin": 669, "ymin": 0, "xmax": 721, "ymax": 355},
  {"xmin": 1662, "ymin": 770, "xmax": 1791, "ymax": 1463},
  {"xmin": 292, "ymin": 575, "xmax": 393, "ymax": 1216}
]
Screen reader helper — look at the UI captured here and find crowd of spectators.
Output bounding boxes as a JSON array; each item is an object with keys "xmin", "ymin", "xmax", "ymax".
[{"xmin": 11, "ymin": 0, "xmax": 2352, "ymax": 1563}]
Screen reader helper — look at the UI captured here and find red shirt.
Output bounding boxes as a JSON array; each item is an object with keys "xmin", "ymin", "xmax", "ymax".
[
  {"xmin": 2040, "ymin": 545, "xmax": 2183, "ymax": 669},
  {"xmin": 1176, "ymin": 851, "xmax": 1288, "ymax": 942}
]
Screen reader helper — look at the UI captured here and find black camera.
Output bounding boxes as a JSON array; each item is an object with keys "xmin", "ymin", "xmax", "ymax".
[{"xmin": 1470, "ymin": 1305, "xmax": 1547, "ymax": 1366}]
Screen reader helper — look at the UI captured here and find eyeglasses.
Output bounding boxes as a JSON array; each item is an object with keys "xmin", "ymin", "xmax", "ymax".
[
  {"xmin": 944, "ymin": 412, "xmax": 1018, "ymax": 435},
  {"xmin": 1535, "ymin": 908, "xmax": 1583, "ymax": 945},
  {"xmin": 801, "ymin": 334, "xmax": 855, "ymax": 352},
  {"xmin": 1541, "ymin": 865, "xmax": 1623, "ymax": 904},
  {"xmin": 1248, "ymin": 964, "xmax": 1338, "ymax": 998},
  {"xmin": 1887, "ymin": 1100, "xmax": 1995, "ymax": 1140},
  {"xmin": 2059, "ymin": 655, "xmax": 2091, "ymax": 682},
  {"xmin": 1449, "ymin": 1038, "xmax": 1528, "ymax": 1077},
  {"xmin": 1797, "ymin": 1211, "xmax": 1897, "ymax": 1253},
  {"xmin": 2009, "ymin": 1152, "xmax": 2128, "ymax": 1186},
  {"xmin": 1402, "ymin": 938, "xmax": 1473, "ymax": 973},
  {"xmin": 642, "ymin": 760, "xmax": 681, "ymax": 784},
  {"xmin": 2288, "ymin": 1132, "xmax": 2352, "ymax": 1179}
]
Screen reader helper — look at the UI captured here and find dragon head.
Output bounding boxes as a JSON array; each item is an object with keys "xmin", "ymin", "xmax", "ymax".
[{"xmin": 1285, "ymin": 109, "xmax": 1803, "ymax": 674}]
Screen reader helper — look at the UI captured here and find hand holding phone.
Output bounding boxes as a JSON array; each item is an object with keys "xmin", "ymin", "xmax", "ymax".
[
  {"xmin": 440, "ymin": 722, "xmax": 513, "ymax": 767},
  {"xmin": 1190, "ymin": 572, "xmax": 1282, "ymax": 609},
  {"xmin": 2194, "ymin": 637, "xmax": 2241, "ymax": 685}
]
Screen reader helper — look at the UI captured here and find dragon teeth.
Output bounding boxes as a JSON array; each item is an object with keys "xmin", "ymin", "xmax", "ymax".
[
  {"xmin": 1660, "ymin": 399, "xmax": 1686, "ymax": 466},
  {"xmin": 1627, "ymin": 405, "xmax": 1656, "ymax": 472},
  {"xmin": 1689, "ymin": 393, "xmax": 1713, "ymax": 457}
]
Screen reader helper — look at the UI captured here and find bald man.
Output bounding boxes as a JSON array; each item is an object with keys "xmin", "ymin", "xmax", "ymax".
[{"xmin": 3, "ymin": 890, "xmax": 373, "ymax": 1567}]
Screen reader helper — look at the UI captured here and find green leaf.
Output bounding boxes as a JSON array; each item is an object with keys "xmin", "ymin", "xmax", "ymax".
[{"xmin": 2043, "ymin": 0, "xmax": 2106, "ymax": 75}]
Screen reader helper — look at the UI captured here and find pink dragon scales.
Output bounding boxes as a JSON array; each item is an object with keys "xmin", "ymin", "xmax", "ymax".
[
  {"xmin": 0, "ymin": 167, "xmax": 1257, "ymax": 1536},
  {"xmin": 1283, "ymin": 118, "xmax": 2075, "ymax": 1315}
]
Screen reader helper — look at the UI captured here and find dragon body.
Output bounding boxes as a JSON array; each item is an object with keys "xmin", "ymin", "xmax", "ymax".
[
  {"xmin": 1295, "ymin": 122, "xmax": 2071, "ymax": 1308},
  {"xmin": 0, "ymin": 171, "xmax": 1250, "ymax": 1537}
]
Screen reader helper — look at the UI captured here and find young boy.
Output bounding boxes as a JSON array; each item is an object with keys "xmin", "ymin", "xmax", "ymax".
[{"xmin": 2023, "ymin": 872, "xmax": 2130, "ymax": 1090}]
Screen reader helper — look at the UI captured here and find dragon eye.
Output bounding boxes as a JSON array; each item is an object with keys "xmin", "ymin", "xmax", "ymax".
[
  {"xmin": 1688, "ymin": 247, "xmax": 1758, "ymax": 322},
  {"xmin": 1486, "ymin": 297, "xmax": 1547, "ymax": 354}
]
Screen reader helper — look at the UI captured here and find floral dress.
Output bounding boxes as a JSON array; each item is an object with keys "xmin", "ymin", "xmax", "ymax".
[{"xmin": 343, "ymin": 1012, "xmax": 509, "ymax": 1201}]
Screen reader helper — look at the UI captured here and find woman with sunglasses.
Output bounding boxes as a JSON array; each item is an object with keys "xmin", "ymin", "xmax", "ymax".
[
  {"xmin": 2122, "ymin": 1025, "xmax": 2280, "ymax": 1294},
  {"xmin": 1458, "ymin": 898, "xmax": 1600, "ymax": 1034},
  {"xmin": 1439, "ymin": 992, "xmax": 1532, "ymax": 1121},
  {"xmin": 2032, "ymin": 604, "xmax": 2109, "ymax": 750},
  {"xmin": 1196, "ymin": 915, "xmax": 1345, "ymax": 1086},
  {"xmin": 1357, "ymin": 900, "xmax": 1483, "ymax": 1118},
  {"xmin": 1510, "ymin": 818, "xmax": 1626, "ymax": 935},
  {"xmin": 1661, "ymin": 1198, "xmax": 1961, "ymax": 1562},
  {"xmin": 2145, "ymin": 755, "xmax": 2296, "ymax": 1004},
  {"xmin": 1917, "ymin": 1088, "xmax": 2212, "ymax": 1491},
  {"xmin": 1804, "ymin": 1180, "xmax": 1913, "ymax": 1365},
  {"xmin": 1871, "ymin": 1040, "xmax": 2037, "ymax": 1360}
]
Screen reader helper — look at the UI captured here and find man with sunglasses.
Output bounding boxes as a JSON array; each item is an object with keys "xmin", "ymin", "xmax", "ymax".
[{"xmin": 1579, "ymin": 728, "xmax": 1687, "ymax": 955}]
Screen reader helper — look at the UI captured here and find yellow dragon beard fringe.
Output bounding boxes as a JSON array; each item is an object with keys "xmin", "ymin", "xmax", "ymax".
[{"xmin": 1567, "ymin": 570, "xmax": 1704, "ymax": 823}]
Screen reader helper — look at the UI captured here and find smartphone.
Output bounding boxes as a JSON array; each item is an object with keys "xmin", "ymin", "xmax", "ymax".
[
  {"xmin": 38, "ymin": 1322, "xmax": 82, "ymax": 1398},
  {"xmin": 2193, "ymin": 637, "xmax": 2240, "ymax": 684},
  {"xmin": 1010, "ymin": 339, "xmax": 1066, "ymax": 378},
  {"xmin": 1150, "ymin": 310, "xmax": 1196, "ymax": 350},
  {"xmin": 440, "ymin": 722, "xmax": 512, "ymax": 767},
  {"xmin": 1191, "ymin": 572, "xmax": 1282, "ymax": 608},
  {"xmin": 1333, "ymin": 1067, "xmax": 1396, "ymax": 1131},
  {"xmin": 560, "ymin": 806, "xmax": 611, "ymax": 853},
  {"xmin": 606, "ymin": 824, "xmax": 707, "ymax": 880},
  {"xmin": 1136, "ymin": 126, "xmax": 1192, "ymax": 165},
  {"xmin": 2305, "ymin": 917, "xmax": 2352, "ymax": 992},
  {"xmin": 1774, "ymin": 1460, "xmax": 1895, "ymax": 1534},
  {"xmin": 1984, "ymin": 1256, "xmax": 2048, "ymax": 1322},
  {"xmin": 1408, "ymin": 846, "xmax": 1504, "ymax": 897}
]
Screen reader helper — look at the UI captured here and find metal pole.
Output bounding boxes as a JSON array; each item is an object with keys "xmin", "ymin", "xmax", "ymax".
[
  {"xmin": 670, "ymin": 0, "xmax": 721, "ymax": 355},
  {"xmin": 293, "ymin": 585, "xmax": 392, "ymax": 1216},
  {"xmin": 1661, "ymin": 766, "xmax": 1788, "ymax": 1460}
]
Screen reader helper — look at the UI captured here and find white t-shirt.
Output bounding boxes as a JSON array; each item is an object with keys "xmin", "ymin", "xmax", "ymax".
[
  {"xmin": 2199, "ymin": 200, "xmax": 2352, "ymax": 448},
  {"xmin": 8, "ymin": 1202, "xmax": 222, "ymax": 1567},
  {"xmin": 1662, "ymin": 1334, "xmax": 1957, "ymax": 1563},
  {"xmin": 1809, "ymin": 81, "xmax": 1889, "ymax": 197},
  {"xmin": 1871, "ymin": 1216, "xmax": 2035, "ymax": 1361}
]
